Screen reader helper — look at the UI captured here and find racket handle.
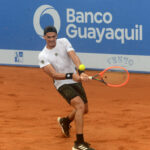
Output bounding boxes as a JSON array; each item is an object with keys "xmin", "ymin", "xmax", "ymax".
[{"xmin": 88, "ymin": 76, "xmax": 93, "ymax": 80}]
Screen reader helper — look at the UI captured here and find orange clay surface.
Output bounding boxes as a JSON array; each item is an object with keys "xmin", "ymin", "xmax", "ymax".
[{"xmin": 0, "ymin": 66, "xmax": 150, "ymax": 150}]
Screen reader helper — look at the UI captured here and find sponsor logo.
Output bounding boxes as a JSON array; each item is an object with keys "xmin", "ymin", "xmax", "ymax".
[
  {"xmin": 54, "ymin": 53, "xmax": 58, "ymax": 56},
  {"xmin": 33, "ymin": 5, "xmax": 143, "ymax": 44},
  {"xmin": 41, "ymin": 60, "xmax": 45, "ymax": 64},
  {"xmin": 14, "ymin": 51, "xmax": 24, "ymax": 63},
  {"xmin": 33, "ymin": 5, "xmax": 61, "ymax": 38},
  {"xmin": 66, "ymin": 9, "xmax": 143, "ymax": 44},
  {"xmin": 107, "ymin": 56, "xmax": 134, "ymax": 67}
]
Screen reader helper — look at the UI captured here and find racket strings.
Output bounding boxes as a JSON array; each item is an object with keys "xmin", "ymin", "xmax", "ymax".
[{"xmin": 103, "ymin": 70, "xmax": 128, "ymax": 85}]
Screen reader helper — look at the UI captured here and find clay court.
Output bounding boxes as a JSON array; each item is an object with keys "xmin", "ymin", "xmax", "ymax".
[{"xmin": 0, "ymin": 66, "xmax": 150, "ymax": 150}]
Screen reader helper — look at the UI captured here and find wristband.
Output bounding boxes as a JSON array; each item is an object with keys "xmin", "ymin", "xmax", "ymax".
[{"xmin": 65, "ymin": 73, "xmax": 73, "ymax": 79}]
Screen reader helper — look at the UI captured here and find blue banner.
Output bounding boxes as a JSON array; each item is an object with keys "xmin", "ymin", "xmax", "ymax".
[{"xmin": 0, "ymin": 0, "xmax": 150, "ymax": 55}]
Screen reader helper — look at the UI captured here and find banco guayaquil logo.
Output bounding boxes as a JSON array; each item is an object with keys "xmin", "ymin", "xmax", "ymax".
[
  {"xmin": 33, "ymin": 5, "xmax": 61, "ymax": 38},
  {"xmin": 33, "ymin": 4, "xmax": 143, "ymax": 44}
]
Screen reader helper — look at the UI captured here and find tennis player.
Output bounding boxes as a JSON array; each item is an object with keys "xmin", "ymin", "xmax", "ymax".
[{"xmin": 38, "ymin": 26, "xmax": 95, "ymax": 150}]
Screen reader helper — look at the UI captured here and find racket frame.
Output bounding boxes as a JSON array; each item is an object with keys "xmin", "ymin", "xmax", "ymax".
[{"xmin": 89, "ymin": 66, "xmax": 129, "ymax": 87}]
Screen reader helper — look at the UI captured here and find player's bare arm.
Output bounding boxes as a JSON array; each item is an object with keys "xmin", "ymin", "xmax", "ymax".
[
  {"xmin": 68, "ymin": 51, "xmax": 89, "ymax": 81},
  {"xmin": 68, "ymin": 50, "xmax": 81, "ymax": 69},
  {"xmin": 42, "ymin": 64, "xmax": 81, "ymax": 82}
]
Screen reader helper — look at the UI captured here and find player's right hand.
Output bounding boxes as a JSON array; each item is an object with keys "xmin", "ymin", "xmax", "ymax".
[
  {"xmin": 80, "ymin": 73, "xmax": 90, "ymax": 81},
  {"xmin": 72, "ymin": 73, "xmax": 81, "ymax": 82},
  {"xmin": 73, "ymin": 73, "xmax": 89, "ymax": 82}
]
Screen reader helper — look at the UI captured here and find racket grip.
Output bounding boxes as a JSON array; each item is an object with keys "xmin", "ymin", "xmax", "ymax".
[{"xmin": 88, "ymin": 76, "xmax": 93, "ymax": 80}]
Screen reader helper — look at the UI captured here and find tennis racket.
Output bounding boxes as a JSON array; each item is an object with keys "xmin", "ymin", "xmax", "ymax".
[{"xmin": 89, "ymin": 66, "xmax": 129, "ymax": 87}]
